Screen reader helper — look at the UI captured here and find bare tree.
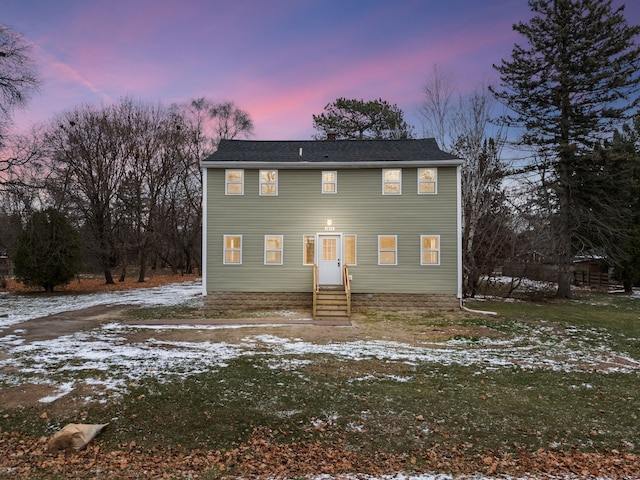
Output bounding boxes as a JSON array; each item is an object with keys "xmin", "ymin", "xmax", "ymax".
[
  {"xmin": 185, "ymin": 98, "xmax": 254, "ymax": 154},
  {"xmin": 209, "ymin": 100, "xmax": 254, "ymax": 144},
  {"xmin": 115, "ymin": 99, "xmax": 186, "ymax": 282},
  {"xmin": 45, "ymin": 103, "xmax": 129, "ymax": 284},
  {"xmin": 157, "ymin": 98, "xmax": 254, "ymax": 275},
  {"xmin": 419, "ymin": 65, "xmax": 455, "ymax": 148},
  {"xmin": 0, "ymin": 24, "xmax": 41, "ymax": 147},
  {"xmin": 420, "ymin": 67, "xmax": 510, "ymax": 296}
]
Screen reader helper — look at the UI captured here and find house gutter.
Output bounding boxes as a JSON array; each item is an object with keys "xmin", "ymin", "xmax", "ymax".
[{"xmin": 200, "ymin": 160, "xmax": 464, "ymax": 169}]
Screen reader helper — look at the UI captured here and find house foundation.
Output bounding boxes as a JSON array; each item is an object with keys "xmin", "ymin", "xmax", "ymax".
[{"xmin": 203, "ymin": 292, "xmax": 459, "ymax": 314}]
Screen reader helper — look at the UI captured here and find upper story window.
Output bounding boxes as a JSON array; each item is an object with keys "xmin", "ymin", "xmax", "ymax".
[
  {"xmin": 223, "ymin": 235, "xmax": 242, "ymax": 264},
  {"xmin": 322, "ymin": 171, "xmax": 337, "ymax": 194},
  {"xmin": 264, "ymin": 235, "xmax": 283, "ymax": 265},
  {"xmin": 225, "ymin": 169, "xmax": 244, "ymax": 195},
  {"xmin": 378, "ymin": 235, "xmax": 397, "ymax": 265},
  {"xmin": 382, "ymin": 169, "xmax": 401, "ymax": 195},
  {"xmin": 260, "ymin": 170, "xmax": 278, "ymax": 196},
  {"xmin": 418, "ymin": 168, "xmax": 437, "ymax": 194},
  {"xmin": 421, "ymin": 235, "xmax": 440, "ymax": 265}
]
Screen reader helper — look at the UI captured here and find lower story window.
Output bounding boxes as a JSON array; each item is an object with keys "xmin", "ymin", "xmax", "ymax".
[
  {"xmin": 223, "ymin": 235, "xmax": 242, "ymax": 264},
  {"xmin": 421, "ymin": 235, "xmax": 440, "ymax": 265},
  {"xmin": 344, "ymin": 234, "xmax": 357, "ymax": 265},
  {"xmin": 378, "ymin": 235, "xmax": 397, "ymax": 265},
  {"xmin": 303, "ymin": 235, "xmax": 315, "ymax": 265},
  {"xmin": 265, "ymin": 235, "xmax": 283, "ymax": 265}
]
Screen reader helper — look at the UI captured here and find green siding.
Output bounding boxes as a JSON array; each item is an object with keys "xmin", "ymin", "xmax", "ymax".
[{"xmin": 206, "ymin": 167, "xmax": 459, "ymax": 294}]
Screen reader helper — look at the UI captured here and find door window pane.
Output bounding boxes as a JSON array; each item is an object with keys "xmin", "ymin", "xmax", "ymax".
[{"xmin": 323, "ymin": 238, "xmax": 337, "ymax": 261}]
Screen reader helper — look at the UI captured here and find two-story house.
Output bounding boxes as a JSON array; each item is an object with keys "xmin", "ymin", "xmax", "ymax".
[{"xmin": 201, "ymin": 138, "xmax": 463, "ymax": 318}]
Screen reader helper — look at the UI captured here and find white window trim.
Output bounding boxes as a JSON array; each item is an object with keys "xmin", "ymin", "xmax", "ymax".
[
  {"xmin": 382, "ymin": 168, "xmax": 402, "ymax": 195},
  {"xmin": 223, "ymin": 234, "xmax": 242, "ymax": 265},
  {"xmin": 322, "ymin": 170, "xmax": 337, "ymax": 194},
  {"xmin": 303, "ymin": 234, "xmax": 315, "ymax": 266},
  {"xmin": 264, "ymin": 235, "xmax": 284, "ymax": 265},
  {"xmin": 259, "ymin": 169, "xmax": 278, "ymax": 196},
  {"xmin": 418, "ymin": 168, "xmax": 438, "ymax": 195},
  {"xmin": 378, "ymin": 235, "xmax": 398, "ymax": 265},
  {"xmin": 420, "ymin": 234, "xmax": 441, "ymax": 266},
  {"xmin": 225, "ymin": 169, "xmax": 244, "ymax": 195},
  {"xmin": 344, "ymin": 233, "xmax": 357, "ymax": 266}
]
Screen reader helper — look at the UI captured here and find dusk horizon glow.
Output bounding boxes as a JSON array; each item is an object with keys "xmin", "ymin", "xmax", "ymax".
[{"xmin": 4, "ymin": 0, "xmax": 640, "ymax": 142}]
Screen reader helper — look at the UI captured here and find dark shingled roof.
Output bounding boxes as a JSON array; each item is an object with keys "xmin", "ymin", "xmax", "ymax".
[{"xmin": 202, "ymin": 138, "xmax": 460, "ymax": 164}]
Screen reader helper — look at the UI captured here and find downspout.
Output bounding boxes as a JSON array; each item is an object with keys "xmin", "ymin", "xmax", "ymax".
[
  {"xmin": 460, "ymin": 298, "xmax": 497, "ymax": 316},
  {"xmin": 456, "ymin": 164, "xmax": 463, "ymax": 301},
  {"xmin": 201, "ymin": 165, "xmax": 208, "ymax": 297},
  {"xmin": 456, "ymin": 165, "xmax": 495, "ymax": 316}
]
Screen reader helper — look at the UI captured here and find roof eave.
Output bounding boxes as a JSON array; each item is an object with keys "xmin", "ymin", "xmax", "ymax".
[{"xmin": 201, "ymin": 159, "xmax": 464, "ymax": 169}]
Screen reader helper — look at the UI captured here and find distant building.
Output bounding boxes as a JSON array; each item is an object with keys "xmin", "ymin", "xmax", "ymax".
[{"xmin": 0, "ymin": 252, "xmax": 10, "ymax": 276}]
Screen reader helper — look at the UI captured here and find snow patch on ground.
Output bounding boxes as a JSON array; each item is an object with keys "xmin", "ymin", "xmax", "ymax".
[
  {"xmin": 0, "ymin": 280, "xmax": 202, "ymax": 330},
  {"xmin": 1, "ymin": 282, "xmax": 638, "ymax": 479},
  {"xmin": 1, "ymin": 281, "xmax": 639, "ymax": 418}
]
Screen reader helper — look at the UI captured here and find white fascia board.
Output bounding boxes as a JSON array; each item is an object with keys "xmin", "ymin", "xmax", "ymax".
[{"xmin": 201, "ymin": 160, "xmax": 464, "ymax": 169}]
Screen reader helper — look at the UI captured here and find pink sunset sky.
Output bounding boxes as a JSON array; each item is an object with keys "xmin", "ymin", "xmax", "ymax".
[{"xmin": 4, "ymin": 0, "xmax": 640, "ymax": 141}]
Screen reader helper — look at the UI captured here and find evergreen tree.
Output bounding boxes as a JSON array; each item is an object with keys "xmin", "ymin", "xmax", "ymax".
[
  {"xmin": 312, "ymin": 98, "xmax": 413, "ymax": 140},
  {"xmin": 609, "ymin": 116, "xmax": 640, "ymax": 292},
  {"xmin": 491, "ymin": 0, "xmax": 640, "ymax": 298},
  {"xmin": 13, "ymin": 208, "xmax": 82, "ymax": 292}
]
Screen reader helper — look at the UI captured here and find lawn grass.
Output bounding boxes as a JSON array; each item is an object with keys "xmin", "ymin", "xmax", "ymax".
[
  {"xmin": 2, "ymin": 291, "xmax": 639, "ymax": 466},
  {"xmin": 83, "ymin": 358, "xmax": 636, "ymax": 456},
  {"xmin": 466, "ymin": 292, "xmax": 640, "ymax": 357}
]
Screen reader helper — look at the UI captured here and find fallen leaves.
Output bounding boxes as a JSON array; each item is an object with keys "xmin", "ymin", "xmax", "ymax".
[
  {"xmin": 0, "ymin": 429, "xmax": 639, "ymax": 479},
  {"xmin": 1, "ymin": 274, "xmax": 198, "ymax": 294}
]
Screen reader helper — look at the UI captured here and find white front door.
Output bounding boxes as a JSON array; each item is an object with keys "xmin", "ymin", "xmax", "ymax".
[{"xmin": 318, "ymin": 235, "xmax": 342, "ymax": 285}]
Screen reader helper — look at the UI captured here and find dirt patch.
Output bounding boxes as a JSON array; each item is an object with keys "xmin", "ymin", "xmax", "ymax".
[
  {"xmin": 0, "ymin": 384, "xmax": 57, "ymax": 409},
  {"xmin": 3, "ymin": 304, "xmax": 130, "ymax": 342}
]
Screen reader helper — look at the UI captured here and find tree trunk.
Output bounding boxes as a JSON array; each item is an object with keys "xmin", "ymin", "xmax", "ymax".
[
  {"xmin": 623, "ymin": 280, "xmax": 633, "ymax": 293},
  {"xmin": 138, "ymin": 249, "xmax": 147, "ymax": 283},
  {"xmin": 556, "ymin": 256, "xmax": 573, "ymax": 299},
  {"xmin": 104, "ymin": 269, "xmax": 115, "ymax": 285},
  {"xmin": 556, "ymin": 142, "xmax": 574, "ymax": 299},
  {"xmin": 119, "ymin": 265, "xmax": 127, "ymax": 283}
]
